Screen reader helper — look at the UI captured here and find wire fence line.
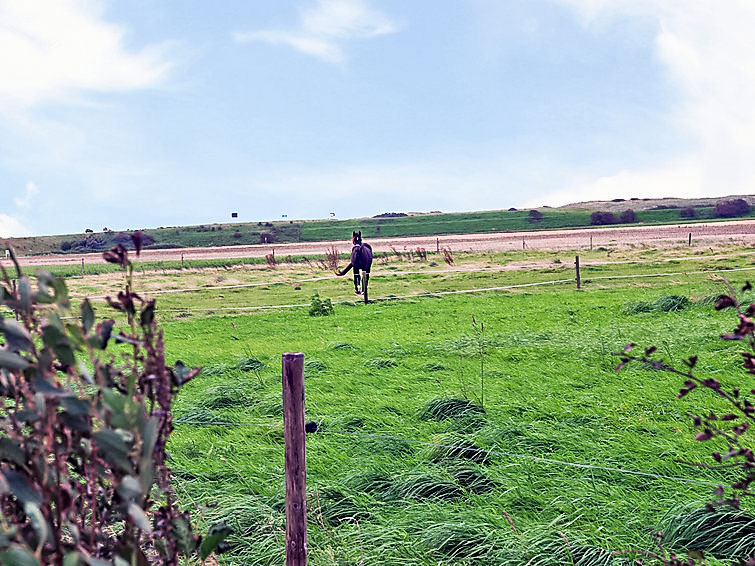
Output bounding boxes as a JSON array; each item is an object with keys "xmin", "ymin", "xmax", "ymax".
[
  {"xmin": 172, "ymin": 419, "xmax": 722, "ymax": 488},
  {"xmin": 64, "ymin": 249, "xmax": 755, "ymax": 300},
  {"xmin": 154, "ymin": 263, "xmax": 755, "ymax": 313}
]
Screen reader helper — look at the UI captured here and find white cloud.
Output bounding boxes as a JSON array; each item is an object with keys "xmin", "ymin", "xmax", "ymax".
[
  {"xmin": 0, "ymin": 214, "xmax": 31, "ymax": 238},
  {"xmin": 234, "ymin": 0, "xmax": 398, "ymax": 63},
  {"xmin": 0, "ymin": 0, "xmax": 172, "ymax": 110},
  {"xmin": 548, "ymin": 1, "xmax": 755, "ymax": 203},
  {"xmin": 13, "ymin": 181, "xmax": 39, "ymax": 208}
]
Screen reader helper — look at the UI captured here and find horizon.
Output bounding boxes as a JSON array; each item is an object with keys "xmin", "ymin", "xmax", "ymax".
[{"xmin": 2, "ymin": 1, "xmax": 753, "ymax": 237}]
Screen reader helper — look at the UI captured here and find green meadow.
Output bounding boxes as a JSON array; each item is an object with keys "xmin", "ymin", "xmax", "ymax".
[{"xmin": 23, "ymin": 246, "xmax": 755, "ymax": 564}]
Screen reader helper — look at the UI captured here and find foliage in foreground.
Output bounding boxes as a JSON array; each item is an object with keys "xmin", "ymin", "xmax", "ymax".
[
  {"xmin": 618, "ymin": 280, "xmax": 755, "ymax": 565},
  {"xmin": 0, "ymin": 241, "xmax": 229, "ymax": 565}
]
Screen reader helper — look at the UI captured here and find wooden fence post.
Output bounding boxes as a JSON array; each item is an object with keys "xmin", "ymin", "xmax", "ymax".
[
  {"xmin": 12, "ymin": 280, "xmax": 18, "ymax": 321},
  {"xmin": 575, "ymin": 255, "xmax": 581, "ymax": 290},
  {"xmin": 436, "ymin": 238, "xmax": 439, "ymax": 254},
  {"xmin": 181, "ymin": 254, "xmax": 184, "ymax": 269},
  {"xmin": 282, "ymin": 353, "xmax": 307, "ymax": 566},
  {"xmin": 522, "ymin": 238, "xmax": 525, "ymax": 250},
  {"xmin": 688, "ymin": 232, "xmax": 692, "ymax": 246},
  {"xmin": 81, "ymin": 258, "xmax": 85, "ymax": 277},
  {"xmin": 590, "ymin": 235, "xmax": 593, "ymax": 251}
]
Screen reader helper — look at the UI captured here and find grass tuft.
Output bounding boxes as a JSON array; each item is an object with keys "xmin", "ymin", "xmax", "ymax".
[
  {"xmin": 386, "ymin": 468, "xmax": 464, "ymax": 501},
  {"xmin": 419, "ymin": 397, "xmax": 485, "ymax": 421},
  {"xmin": 198, "ymin": 385, "xmax": 250, "ymax": 409},
  {"xmin": 447, "ymin": 464, "xmax": 496, "ymax": 494},
  {"xmin": 653, "ymin": 294, "xmax": 690, "ymax": 312},
  {"xmin": 365, "ymin": 357, "xmax": 398, "ymax": 369},
  {"xmin": 426, "ymin": 433, "xmax": 491, "ymax": 465},
  {"xmin": 662, "ymin": 506, "xmax": 755, "ymax": 561},
  {"xmin": 421, "ymin": 518, "xmax": 498, "ymax": 559},
  {"xmin": 234, "ymin": 356, "xmax": 266, "ymax": 372}
]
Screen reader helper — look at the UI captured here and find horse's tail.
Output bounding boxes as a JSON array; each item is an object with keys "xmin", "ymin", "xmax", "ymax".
[{"xmin": 336, "ymin": 262, "xmax": 353, "ymax": 276}]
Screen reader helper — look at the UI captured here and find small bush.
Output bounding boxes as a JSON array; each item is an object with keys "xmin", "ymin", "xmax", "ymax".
[
  {"xmin": 714, "ymin": 198, "xmax": 750, "ymax": 218},
  {"xmin": 309, "ymin": 292, "xmax": 334, "ymax": 316},
  {"xmin": 618, "ymin": 208, "xmax": 638, "ymax": 223},
  {"xmin": 233, "ymin": 230, "xmax": 242, "ymax": 239},
  {"xmin": 590, "ymin": 211, "xmax": 618, "ymax": 225},
  {"xmin": 528, "ymin": 209, "xmax": 543, "ymax": 222},
  {"xmin": 680, "ymin": 206, "xmax": 696, "ymax": 219}
]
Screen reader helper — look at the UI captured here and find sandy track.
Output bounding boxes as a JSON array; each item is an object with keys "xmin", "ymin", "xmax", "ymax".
[{"xmin": 12, "ymin": 220, "xmax": 755, "ymax": 266}]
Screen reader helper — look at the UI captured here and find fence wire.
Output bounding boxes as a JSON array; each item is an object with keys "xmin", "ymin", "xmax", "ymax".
[{"xmin": 172, "ymin": 419, "xmax": 723, "ymax": 488}]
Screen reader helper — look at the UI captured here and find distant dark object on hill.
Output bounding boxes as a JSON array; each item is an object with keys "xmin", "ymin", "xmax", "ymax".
[
  {"xmin": 528, "ymin": 209, "xmax": 543, "ymax": 222},
  {"xmin": 618, "ymin": 209, "xmax": 638, "ymax": 223},
  {"xmin": 714, "ymin": 198, "xmax": 750, "ymax": 218},
  {"xmin": 611, "ymin": 198, "xmax": 626, "ymax": 202},
  {"xmin": 590, "ymin": 211, "xmax": 618, "ymax": 225},
  {"xmin": 680, "ymin": 206, "xmax": 696, "ymax": 219},
  {"xmin": 508, "ymin": 207, "xmax": 517, "ymax": 211},
  {"xmin": 373, "ymin": 212, "xmax": 408, "ymax": 218}
]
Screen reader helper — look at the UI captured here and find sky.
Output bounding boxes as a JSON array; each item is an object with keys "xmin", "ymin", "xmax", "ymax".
[{"xmin": 1, "ymin": 0, "xmax": 753, "ymax": 237}]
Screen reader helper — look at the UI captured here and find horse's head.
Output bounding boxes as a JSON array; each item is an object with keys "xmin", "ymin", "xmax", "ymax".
[{"xmin": 352, "ymin": 230, "xmax": 362, "ymax": 246}]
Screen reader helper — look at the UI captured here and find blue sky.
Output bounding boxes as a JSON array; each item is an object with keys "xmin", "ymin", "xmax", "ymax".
[{"xmin": 1, "ymin": 1, "xmax": 752, "ymax": 237}]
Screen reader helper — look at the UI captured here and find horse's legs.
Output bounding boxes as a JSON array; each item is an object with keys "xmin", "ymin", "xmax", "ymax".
[
  {"xmin": 362, "ymin": 271, "xmax": 370, "ymax": 304},
  {"xmin": 353, "ymin": 271, "xmax": 361, "ymax": 294}
]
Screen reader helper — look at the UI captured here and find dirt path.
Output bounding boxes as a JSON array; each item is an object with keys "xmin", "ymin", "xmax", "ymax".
[{"xmin": 12, "ymin": 220, "xmax": 755, "ymax": 266}]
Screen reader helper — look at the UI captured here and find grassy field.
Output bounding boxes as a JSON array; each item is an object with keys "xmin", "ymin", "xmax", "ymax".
[
  {"xmin": 6, "ymin": 203, "xmax": 755, "ymax": 256},
  {"xmin": 19, "ymin": 244, "xmax": 746, "ymax": 565}
]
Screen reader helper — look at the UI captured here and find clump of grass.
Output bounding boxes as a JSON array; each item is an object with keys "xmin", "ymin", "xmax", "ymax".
[
  {"xmin": 622, "ymin": 295, "xmax": 690, "ymax": 314},
  {"xmin": 661, "ymin": 506, "xmax": 755, "ymax": 561},
  {"xmin": 316, "ymin": 487, "xmax": 370, "ymax": 525},
  {"xmin": 365, "ymin": 357, "xmax": 397, "ymax": 369},
  {"xmin": 305, "ymin": 359, "xmax": 327, "ymax": 372},
  {"xmin": 173, "ymin": 406, "xmax": 221, "ymax": 423},
  {"xmin": 422, "ymin": 362, "xmax": 446, "ymax": 371},
  {"xmin": 198, "ymin": 385, "xmax": 250, "ymax": 409},
  {"xmin": 622, "ymin": 301, "xmax": 653, "ymax": 315},
  {"xmin": 653, "ymin": 294, "xmax": 690, "ymax": 311},
  {"xmin": 419, "ymin": 397, "xmax": 485, "ymax": 421},
  {"xmin": 386, "ymin": 469, "xmax": 464, "ymax": 501},
  {"xmin": 331, "ymin": 342, "xmax": 354, "ymax": 350},
  {"xmin": 447, "ymin": 464, "xmax": 496, "ymax": 494},
  {"xmin": 234, "ymin": 356, "xmax": 266, "ymax": 372},
  {"xmin": 200, "ymin": 363, "xmax": 231, "ymax": 376},
  {"xmin": 421, "ymin": 519, "xmax": 497, "ymax": 559},
  {"xmin": 309, "ymin": 291, "xmax": 334, "ymax": 316},
  {"xmin": 359, "ymin": 435, "xmax": 413, "ymax": 456},
  {"xmin": 426, "ymin": 433, "xmax": 491, "ymax": 465},
  {"xmin": 524, "ymin": 540, "xmax": 617, "ymax": 566},
  {"xmin": 345, "ymin": 469, "xmax": 393, "ymax": 495}
]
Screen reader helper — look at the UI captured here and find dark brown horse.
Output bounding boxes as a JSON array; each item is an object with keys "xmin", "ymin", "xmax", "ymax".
[{"xmin": 336, "ymin": 231, "xmax": 373, "ymax": 303}]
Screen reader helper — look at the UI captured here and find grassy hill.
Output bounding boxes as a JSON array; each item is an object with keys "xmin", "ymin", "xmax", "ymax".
[{"xmin": 4, "ymin": 195, "xmax": 755, "ymax": 256}]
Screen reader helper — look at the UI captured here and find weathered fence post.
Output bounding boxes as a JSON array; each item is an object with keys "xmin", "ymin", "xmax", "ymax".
[
  {"xmin": 181, "ymin": 253, "xmax": 184, "ymax": 269},
  {"xmin": 12, "ymin": 280, "xmax": 18, "ymax": 321},
  {"xmin": 522, "ymin": 237, "xmax": 526, "ymax": 250},
  {"xmin": 436, "ymin": 238, "xmax": 440, "ymax": 254},
  {"xmin": 282, "ymin": 353, "xmax": 307, "ymax": 566},
  {"xmin": 81, "ymin": 258, "xmax": 85, "ymax": 277},
  {"xmin": 575, "ymin": 255, "xmax": 581, "ymax": 290},
  {"xmin": 688, "ymin": 232, "xmax": 692, "ymax": 246},
  {"xmin": 590, "ymin": 235, "xmax": 593, "ymax": 251}
]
